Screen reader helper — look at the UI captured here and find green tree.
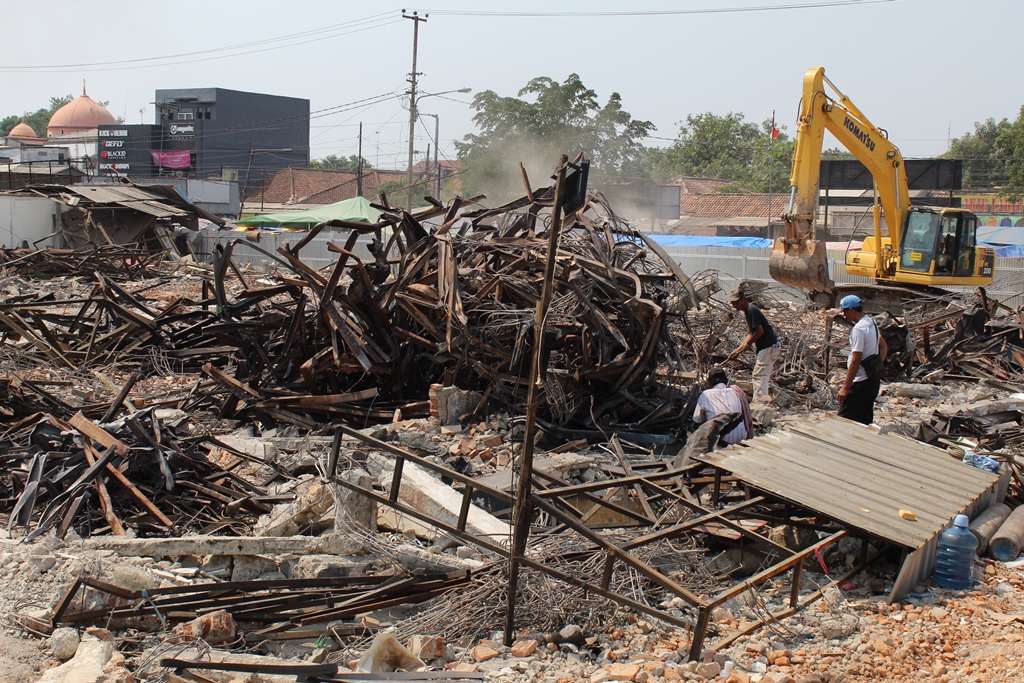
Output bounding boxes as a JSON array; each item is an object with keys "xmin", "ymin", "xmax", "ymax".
[
  {"xmin": 310, "ymin": 154, "xmax": 372, "ymax": 172},
  {"xmin": 1, "ymin": 94, "xmax": 74, "ymax": 137},
  {"xmin": 822, "ymin": 147, "xmax": 855, "ymax": 160},
  {"xmin": 651, "ymin": 113, "xmax": 793, "ymax": 192},
  {"xmin": 455, "ymin": 74, "xmax": 655, "ymax": 199},
  {"xmin": 943, "ymin": 117, "xmax": 1012, "ymax": 189},
  {"xmin": 377, "ymin": 178, "xmax": 429, "ymax": 208},
  {"xmin": 996, "ymin": 107, "xmax": 1024, "ymax": 200}
]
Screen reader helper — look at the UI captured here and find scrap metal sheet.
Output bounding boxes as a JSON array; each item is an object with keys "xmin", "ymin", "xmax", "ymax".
[{"xmin": 697, "ymin": 414, "xmax": 1004, "ymax": 549}]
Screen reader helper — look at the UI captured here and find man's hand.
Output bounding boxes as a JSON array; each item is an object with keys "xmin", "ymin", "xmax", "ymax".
[
  {"xmin": 838, "ymin": 386, "xmax": 850, "ymax": 403},
  {"xmin": 727, "ymin": 344, "xmax": 747, "ymax": 361}
]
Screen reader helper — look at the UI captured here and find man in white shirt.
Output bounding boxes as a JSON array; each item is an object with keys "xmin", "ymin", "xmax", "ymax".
[
  {"xmin": 837, "ymin": 295, "xmax": 888, "ymax": 425},
  {"xmin": 693, "ymin": 368, "xmax": 750, "ymax": 445}
]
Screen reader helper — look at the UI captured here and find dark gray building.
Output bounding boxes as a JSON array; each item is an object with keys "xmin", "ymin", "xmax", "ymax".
[{"xmin": 153, "ymin": 88, "xmax": 309, "ymax": 186}]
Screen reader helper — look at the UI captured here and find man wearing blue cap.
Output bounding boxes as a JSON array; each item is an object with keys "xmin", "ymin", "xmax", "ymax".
[{"xmin": 837, "ymin": 295, "xmax": 887, "ymax": 424}]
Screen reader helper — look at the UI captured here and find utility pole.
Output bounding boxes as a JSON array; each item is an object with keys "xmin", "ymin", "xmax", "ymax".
[
  {"xmin": 433, "ymin": 114, "xmax": 440, "ymax": 200},
  {"xmin": 768, "ymin": 110, "xmax": 774, "ymax": 234},
  {"xmin": 404, "ymin": 10, "xmax": 427, "ymax": 212},
  {"xmin": 357, "ymin": 121, "xmax": 363, "ymax": 197}
]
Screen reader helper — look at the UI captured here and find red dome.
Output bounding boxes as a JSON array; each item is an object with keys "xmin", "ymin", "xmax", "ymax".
[
  {"xmin": 47, "ymin": 92, "xmax": 116, "ymax": 136},
  {"xmin": 8, "ymin": 120, "xmax": 38, "ymax": 139}
]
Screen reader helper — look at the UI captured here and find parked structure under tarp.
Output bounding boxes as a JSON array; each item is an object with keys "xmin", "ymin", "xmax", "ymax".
[{"xmin": 234, "ymin": 196, "xmax": 381, "ymax": 230}]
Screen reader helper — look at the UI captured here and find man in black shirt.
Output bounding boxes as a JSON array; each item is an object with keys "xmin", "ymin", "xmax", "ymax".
[{"xmin": 727, "ymin": 288, "xmax": 780, "ymax": 403}]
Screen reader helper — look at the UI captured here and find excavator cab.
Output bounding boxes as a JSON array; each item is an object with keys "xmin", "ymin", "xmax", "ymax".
[{"xmin": 898, "ymin": 208, "xmax": 978, "ymax": 277}]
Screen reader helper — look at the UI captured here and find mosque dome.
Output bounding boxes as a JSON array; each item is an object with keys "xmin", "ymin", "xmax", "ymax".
[
  {"xmin": 46, "ymin": 89, "xmax": 116, "ymax": 136},
  {"xmin": 8, "ymin": 120, "xmax": 39, "ymax": 139}
]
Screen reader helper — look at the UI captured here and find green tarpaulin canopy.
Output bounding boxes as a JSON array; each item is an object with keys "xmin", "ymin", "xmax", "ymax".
[{"xmin": 235, "ymin": 196, "xmax": 380, "ymax": 230}]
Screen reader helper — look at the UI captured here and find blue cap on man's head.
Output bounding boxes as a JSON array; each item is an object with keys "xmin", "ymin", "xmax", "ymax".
[{"xmin": 839, "ymin": 294, "xmax": 861, "ymax": 309}]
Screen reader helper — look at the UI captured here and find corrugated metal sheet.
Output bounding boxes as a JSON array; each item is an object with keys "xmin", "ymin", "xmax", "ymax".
[
  {"xmin": 57, "ymin": 186, "xmax": 190, "ymax": 218},
  {"xmin": 698, "ymin": 415, "xmax": 1008, "ymax": 600},
  {"xmin": 700, "ymin": 411, "xmax": 1003, "ymax": 598},
  {"xmin": 698, "ymin": 415, "xmax": 1001, "ymax": 549}
]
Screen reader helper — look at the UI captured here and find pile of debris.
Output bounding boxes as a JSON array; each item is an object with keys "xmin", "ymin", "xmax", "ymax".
[
  {"xmin": 2, "ymin": 409, "xmax": 275, "ymax": 541},
  {"xmin": 4, "ymin": 158, "xmax": 1024, "ymax": 683},
  {"xmin": 2, "ymin": 188, "xmax": 704, "ymax": 437}
]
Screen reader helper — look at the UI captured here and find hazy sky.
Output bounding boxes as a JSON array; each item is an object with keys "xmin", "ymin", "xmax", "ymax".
[{"xmin": 3, "ymin": 0, "xmax": 1020, "ymax": 170}]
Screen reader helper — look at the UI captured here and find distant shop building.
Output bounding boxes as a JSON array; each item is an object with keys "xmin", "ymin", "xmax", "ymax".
[{"xmin": 150, "ymin": 88, "xmax": 309, "ymax": 185}]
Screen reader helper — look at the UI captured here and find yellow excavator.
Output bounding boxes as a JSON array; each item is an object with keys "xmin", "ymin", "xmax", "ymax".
[{"xmin": 769, "ymin": 67, "xmax": 995, "ymax": 308}]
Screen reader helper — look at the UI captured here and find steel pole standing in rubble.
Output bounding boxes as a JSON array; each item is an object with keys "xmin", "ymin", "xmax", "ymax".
[{"xmin": 505, "ymin": 155, "xmax": 568, "ymax": 646}]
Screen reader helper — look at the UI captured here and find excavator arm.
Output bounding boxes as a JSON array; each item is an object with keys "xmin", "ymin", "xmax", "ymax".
[{"xmin": 771, "ymin": 67, "xmax": 910, "ymax": 291}]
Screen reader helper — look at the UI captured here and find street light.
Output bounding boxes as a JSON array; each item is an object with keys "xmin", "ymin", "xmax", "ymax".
[{"xmin": 406, "ymin": 87, "xmax": 470, "ymax": 211}]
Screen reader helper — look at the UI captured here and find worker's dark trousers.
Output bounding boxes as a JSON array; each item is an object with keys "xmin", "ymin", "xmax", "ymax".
[{"xmin": 837, "ymin": 378, "xmax": 881, "ymax": 425}]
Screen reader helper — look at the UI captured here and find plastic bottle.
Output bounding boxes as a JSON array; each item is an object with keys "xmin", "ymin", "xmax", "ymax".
[
  {"xmin": 962, "ymin": 450, "xmax": 1001, "ymax": 474},
  {"xmin": 933, "ymin": 514, "xmax": 978, "ymax": 589}
]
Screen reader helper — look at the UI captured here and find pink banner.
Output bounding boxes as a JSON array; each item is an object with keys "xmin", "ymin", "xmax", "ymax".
[{"xmin": 151, "ymin": 150, "xmax": 192, "ymax": 169}]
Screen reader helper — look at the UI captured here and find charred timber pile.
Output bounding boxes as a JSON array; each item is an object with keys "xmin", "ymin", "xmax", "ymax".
[
  {"xmin": 2, "ymin": 409, "xmax": 268, "ymax": 541},
  {"xmin": 1, "ymin": 188, "xmax": 702, "ymax": 435}
]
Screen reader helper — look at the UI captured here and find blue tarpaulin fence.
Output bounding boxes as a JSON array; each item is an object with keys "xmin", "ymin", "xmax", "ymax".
[
  {"xmin": 647, "ymin": 234, "xmax": 1024, "ymax": 258},
  {"xmin": 647, "ymin": 235, "xmax": 773, "ymax": 249}
]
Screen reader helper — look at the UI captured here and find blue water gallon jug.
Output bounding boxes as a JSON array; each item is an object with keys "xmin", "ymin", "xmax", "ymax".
[{"xmin": 933, "ymin": 514, "xmax": 978, "ymax": 589}]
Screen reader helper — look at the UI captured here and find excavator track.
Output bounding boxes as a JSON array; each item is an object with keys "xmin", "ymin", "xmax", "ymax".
[{"xmin": 813, "ymin": 282, "xmax": 967, "ymax": 316}]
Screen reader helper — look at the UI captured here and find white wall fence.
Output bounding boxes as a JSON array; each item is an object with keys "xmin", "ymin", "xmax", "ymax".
[
  {"xmin": 193, "ymin": 230, "xmax": 1024, "ymax": 309},
  {"xmin": 193, "ymin": 229, "xmax": 379, "ymax": 272}
]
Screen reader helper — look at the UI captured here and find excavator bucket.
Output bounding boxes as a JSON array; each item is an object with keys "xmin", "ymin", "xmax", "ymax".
[{"xmin": 768, "ymin": 237, "xmax": 835, "ymax": 293}]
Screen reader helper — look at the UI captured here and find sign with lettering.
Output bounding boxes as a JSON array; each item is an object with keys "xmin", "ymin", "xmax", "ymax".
[
  {"xmin": 151, "ymin": 150, "xmax": 192, "ymax": 169},
  {"xmin": 168, "ymin": 123, "xmax": 195, "ymax": 138}
]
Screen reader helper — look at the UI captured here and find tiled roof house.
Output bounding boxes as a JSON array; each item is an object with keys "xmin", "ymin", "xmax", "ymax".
[{"xmin": 243, "ymin": 168, "xmax": 409, "ymax": 206}]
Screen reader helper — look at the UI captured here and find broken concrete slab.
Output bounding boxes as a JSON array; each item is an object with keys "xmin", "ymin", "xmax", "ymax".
[
  {"xmin": 82, "ymin": 534, "xmax": 362, "ymax": 558},
  {"xmin": 174, "ymin": 609, "xmax": 236, "ymax": 646},
  {"xmin": 475, "ymin": 454, "xmax": 596, "ymax": 493},
  {"xmin": 255, "ymin": 481, "xmax": 333, "ymax": 537},
  {"xmin": 231, "ymin": 555, "xmax": 281, "ymax": 582},
  {"xmin": 884, "ymin": 382, "xmax": 938, "ymax": 399},
  {"xmin": 366, "ymin": 453, "xmax": 511, "ymax": 542},
  {"xmin": 939, "ymin": 394, "xmax": 1024, "ymax": 418},
  {"xmin": 394, "ymin": 543, "xmax": 485, "ymax": 573},
  {"xmin": 37, "ymin": 628, "xmax": 133, "ymax": 683},
  {"xmin": 377, "ymin": 506, "xmax": 441, "ymax": 541},
  {"xmin": 290, "ymin": 554, "xmax": 371, "ymax": 579},
  {"xmin": 334, "ymin": 467, "xmax": 377, "ymax": 532},
  {"xmin": 216, "ymin": 431, "xmax": 279, "ymax": 461}
]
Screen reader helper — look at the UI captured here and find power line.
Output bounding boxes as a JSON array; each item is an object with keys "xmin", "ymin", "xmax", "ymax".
[
  {"xmin": 0, "ymin": 14, "xmax": 402, "ymax": 73},
  {"xmin": 417, "ymin": 0, "xmax": 894, "ymax": 18}
]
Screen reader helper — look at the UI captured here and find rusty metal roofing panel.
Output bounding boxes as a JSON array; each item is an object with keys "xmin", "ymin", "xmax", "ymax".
[
  {"xmin": 696, "ymin": 415, "xmax": 1001, "ymax": 550},
  {"xmin": 66, "ymin": 186, "xmax": 151, "ymax": 203}
]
